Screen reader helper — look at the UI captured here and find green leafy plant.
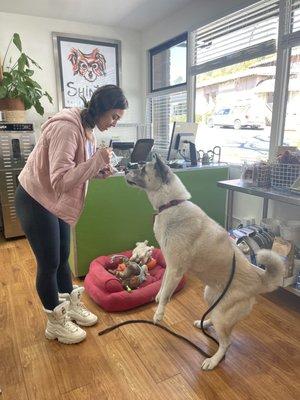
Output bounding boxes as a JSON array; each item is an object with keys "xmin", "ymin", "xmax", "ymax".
[{"xmin": 0, "ymin": 33, "xmax": 53, "ymax": 115}]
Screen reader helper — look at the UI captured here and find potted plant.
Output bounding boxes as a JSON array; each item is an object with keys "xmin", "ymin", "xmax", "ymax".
[{"xmin": 0, "ymin": 33, "xmax": 53, "ymax": 121}]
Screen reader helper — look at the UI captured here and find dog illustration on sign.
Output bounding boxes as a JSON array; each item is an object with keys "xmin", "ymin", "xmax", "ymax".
[{"xmin": 68, "ymin": 48, "xmax": 106, "ymax": 82}]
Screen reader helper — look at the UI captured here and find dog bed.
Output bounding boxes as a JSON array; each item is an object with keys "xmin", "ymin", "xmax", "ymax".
[{"xmin": 84, "ymin": 248, "xmax": 186, "ymax": 312}]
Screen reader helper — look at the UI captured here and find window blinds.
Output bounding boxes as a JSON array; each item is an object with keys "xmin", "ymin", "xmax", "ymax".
[
  {"xmin": 280, "ymin": 0, "xmax": 300, "ymax": 48},
  {"xmin": 146, "ymin": 91, "xmax": 187, "ymax": 157},
  {"xmin": 292, "ymin": 0, "xmax": 300, "ymax": 32},
  {"xmin": 191, "ymin": 0, "xmax": 279, "ymax": 75}
]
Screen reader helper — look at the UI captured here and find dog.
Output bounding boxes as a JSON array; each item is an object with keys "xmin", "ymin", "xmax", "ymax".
[
  {"xmin": 68, "ymin": 48, "xmax": 106, "ymax": 82},
  {"xmin": 125, "ymin": 155, "xmax": 284, "ymax": 370}
]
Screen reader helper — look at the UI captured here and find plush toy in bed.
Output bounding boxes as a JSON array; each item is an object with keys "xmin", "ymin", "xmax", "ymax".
[
  {"xmin": 109, "ymin": 241, "xmax": 156, "ymax": 291},
  {"xmin": 130, "ymin": 240, "xmax": 154, "ymax": 265},
  {"xmin": 109, "ymin": 257, "xmax": 148, "ymax": 290}
]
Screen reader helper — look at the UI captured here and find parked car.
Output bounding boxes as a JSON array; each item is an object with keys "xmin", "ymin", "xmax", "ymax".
[
  {"xmin": 284, "ymin": 105, "xmax": 300, "ymax": 131},
  {"xmin": 207, "ymin": 105, "xmax": 265, "ymax": 130}
]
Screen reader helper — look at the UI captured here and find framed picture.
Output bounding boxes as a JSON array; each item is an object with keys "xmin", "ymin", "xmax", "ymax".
[{"xmin": 52, "ymin": 32, "xmax": 121, "ymax": 108}]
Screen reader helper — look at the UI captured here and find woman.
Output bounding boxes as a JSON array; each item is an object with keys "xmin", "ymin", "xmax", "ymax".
[{"xmin": 15, "ymin": 85, "xmax": 128, "ymax": 344}]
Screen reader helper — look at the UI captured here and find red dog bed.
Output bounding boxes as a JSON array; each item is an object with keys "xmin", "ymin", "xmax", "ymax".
[{"xmin": 84, "ymin": 248, "xmax": 186, "ymax": 312}]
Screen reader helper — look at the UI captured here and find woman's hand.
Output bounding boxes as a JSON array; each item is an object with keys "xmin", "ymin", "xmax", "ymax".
[
  {"xmin": 97, "ymin": 147, "xmax": 112, "ymax": 165},
  {"xmin": 97, "ymin": 165, "xmax": 115, "ymax": 179}
]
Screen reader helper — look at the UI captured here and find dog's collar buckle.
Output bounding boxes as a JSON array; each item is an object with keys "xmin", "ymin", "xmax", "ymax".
[{"xmin": 153, "ymin": 199, "xmax": 186, "ymax": 223}]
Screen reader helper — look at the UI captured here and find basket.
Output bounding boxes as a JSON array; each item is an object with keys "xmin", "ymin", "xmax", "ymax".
[
  {"xmin": 253, "ymin": 163, "xmax": 271, "ymax": 187},
  {"xmin": 270, "ymin": 163, "xmax": 300, "ymax": 189},
  {"xmin": 4, "ymin": 109, "xmax": 27, "ymax": 123},
  {"xmin": 0, "ymin": 98, "xmax": 26, "ymax": 123}
]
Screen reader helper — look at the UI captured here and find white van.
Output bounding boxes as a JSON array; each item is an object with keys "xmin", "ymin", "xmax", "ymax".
[{"xmin": 207, "ymin": 105, "xmax": 265, "ymax": 130}]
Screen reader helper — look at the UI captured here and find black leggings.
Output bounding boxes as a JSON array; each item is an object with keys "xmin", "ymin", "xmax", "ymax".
[{"xmin": 15, "ymin": 185, "xmax": 74, "ymax": 310}]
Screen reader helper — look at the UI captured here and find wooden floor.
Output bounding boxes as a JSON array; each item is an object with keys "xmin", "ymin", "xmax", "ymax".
[{"xmin": 0, "ymin": 236, "xmax": 300, "ymax": 400}]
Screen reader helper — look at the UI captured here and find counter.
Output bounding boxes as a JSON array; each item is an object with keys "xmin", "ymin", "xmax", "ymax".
[{"xmin": 70, "ymin": 165, "xmax": 229, "ymax": 276}]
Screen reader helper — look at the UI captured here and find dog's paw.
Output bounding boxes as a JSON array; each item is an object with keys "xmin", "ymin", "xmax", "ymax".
[
  {"xmin": 201, "ymin": 357, "xmax": 219, "ymax": 371},
  {"xmin": 194, "ymin": 320, "xmax": 201, "ymax": 329},
  {"xmin": 194, "ymin": 319, "xmax": 212, "ymax": 330},
  {"xmin": 153, "ymin": 309, "xmax": 164, "ymax": 324}
]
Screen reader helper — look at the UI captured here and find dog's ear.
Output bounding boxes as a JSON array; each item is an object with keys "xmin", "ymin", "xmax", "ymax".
[
  {"xmin": 68, "ymin": 48, "xmax": 80, "ymax": 74},
  {"xmin": 154, "ymin": 153, "xmax": 170, "ymax": 184},
  {"xmin": 98, "ymin": 52, "xmax": 106, "ymax": 75}
]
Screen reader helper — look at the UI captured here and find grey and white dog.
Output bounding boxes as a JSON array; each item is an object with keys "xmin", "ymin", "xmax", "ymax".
[{"xmin": 125, "ymin": 155, "xmax": 284, "ymax": 370}]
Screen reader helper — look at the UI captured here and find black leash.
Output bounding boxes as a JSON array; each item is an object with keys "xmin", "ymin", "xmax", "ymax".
[
  {"xmin": 98, "ymin": 253, "xmax": 236, "ymax": 359},
  {"xmin": 200, "ymin": 253, "xmax": 236, "ymax": 345},
  {"xmin": 99, "ymin": 319, "xmax": 211, "ymax": 358}
]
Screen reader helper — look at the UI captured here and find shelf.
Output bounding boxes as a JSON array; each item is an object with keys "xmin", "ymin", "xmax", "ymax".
[{"xmin": 217, "ymin": 179, "xmax": 300, "ymax": 207}]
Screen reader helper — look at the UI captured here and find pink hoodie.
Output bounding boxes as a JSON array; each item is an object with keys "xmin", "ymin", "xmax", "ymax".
[{"xmin": 18, "ymin": 108, "xmax": 107, "ymax": 226}]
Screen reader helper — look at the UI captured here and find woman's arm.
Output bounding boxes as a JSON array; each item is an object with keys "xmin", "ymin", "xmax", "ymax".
[{"xmin": 48, "ymin": 122, "xmax": 109, "ymax": 194}]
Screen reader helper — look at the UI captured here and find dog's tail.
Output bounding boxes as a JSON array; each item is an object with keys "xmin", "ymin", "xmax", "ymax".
[{"xmin": 257, "ymin": 249, "xmax": 285, "ymax": 293}]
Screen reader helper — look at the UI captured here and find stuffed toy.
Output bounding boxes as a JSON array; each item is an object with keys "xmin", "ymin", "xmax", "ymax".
[
  {"xmin": 109, "ymin": 241, "xmax": 156, "ymax": 291},
  {"xmin": 130, "ymin": 240, "xmax": 154, "ymax": 265},
  {"xmin": 109, "ymin": 257, "xmax": 148, "ymax": 291}
]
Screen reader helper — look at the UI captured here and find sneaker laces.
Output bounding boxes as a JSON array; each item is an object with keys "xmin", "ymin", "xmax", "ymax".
[
  {"xmin": 74, "ymin": 301, "xmax": 92, "ymax": 317},
  {"xmin": 60, "ymin": 314, "xmax": 79, "ymax": 332}
]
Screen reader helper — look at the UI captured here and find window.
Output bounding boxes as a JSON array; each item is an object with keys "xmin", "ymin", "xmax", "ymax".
[
  {"xmin": 195, "ymin": 55, "xmax": 276, "ymax": 163},
  {"xmin": 147, "ymin": 32, "xmax": 188, "ymax": 158},
  {"xmin": 150, "ymin": 33, "xmax": 187, "ymax": 92},
  {"xmin": 283, "ymin": 46, "xmax": 300, "ymax": 147},
  {"xmin": 192, "ymin": 0, "xmax": 279, "ymax": 163},
  {"xmin": 278, "ymin": 0, "xmax": 300, "ymax": 149},
  {"xmin": 146, "ymin": 91, "xmax": 187, "ymax": 157}
]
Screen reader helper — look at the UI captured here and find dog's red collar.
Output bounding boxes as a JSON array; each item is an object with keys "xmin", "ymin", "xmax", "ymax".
[{"xmin": 153, "ymin": 199, "xmax": 186, "ymax": 223}]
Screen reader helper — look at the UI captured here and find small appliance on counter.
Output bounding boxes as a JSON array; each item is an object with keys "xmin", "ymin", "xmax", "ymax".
[{"xmin": 0, "ymin": 122, "xmax": 34, "ymax": 238}]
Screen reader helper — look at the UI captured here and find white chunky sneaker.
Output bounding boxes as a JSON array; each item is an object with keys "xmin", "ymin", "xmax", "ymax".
[
  {"xmin": 44, "ymin": 301, "xmax": 86, "ymax": 344},
  {"xmin": 59, "ymin": 286, "xmax": 98, "ymax": 327},
  {"xmin": 58, "ymin": 284, "xmax": 80, "ymax": 302}
]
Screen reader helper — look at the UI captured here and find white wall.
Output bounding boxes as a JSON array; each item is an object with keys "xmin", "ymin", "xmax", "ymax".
[{"xmin": 0, "ymin": 12, "xmax": 142, "ymax": 134}]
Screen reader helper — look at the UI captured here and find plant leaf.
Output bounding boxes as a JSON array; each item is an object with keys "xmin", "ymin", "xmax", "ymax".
[
  {"xmin": 18, "ymin": 53, "xmax": 27, "ymax": 71},
  {"xmin": 13, "ymin": 33, "xmax": 22, "ymax": 52},
  {"xmin": 25, "ymin": 69, "xmax": 34, "ymax": 76},
  {"xmin": 26, "ymin": 55, "xmax": 41, "ymax": 70},
  {"xmin": 44, "ymin": 91, "xmax": 53, "ymax": 104},
  {"xmin": 16, "ymin": 83, "xmax": 27, "ymax": 95},
  {"xmin": 24, "ymin": 77, "xmax": 42, "ymax": 90},
  {"xmin": 0, "ymin": 85, "xmax": 7, "ymax": 99},
  {"xmin": 3, "ymin": 72, "xmax": 12, "ymax": 82},
  {"xmin": 23, "ymin": 97, "xmax": 31, "ymax": 110},
  {"xmin": 34, "ymin": 101, "xmax": 44, "ymax": 115},
  {"xmin": 32, "ymin": 81, "xmax": 42, "ymax": 89}
]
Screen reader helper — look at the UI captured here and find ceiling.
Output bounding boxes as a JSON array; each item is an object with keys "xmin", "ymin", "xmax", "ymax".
[{"xmin": 0, "ymin": 0, "xmax": 195, "ymax": 30}]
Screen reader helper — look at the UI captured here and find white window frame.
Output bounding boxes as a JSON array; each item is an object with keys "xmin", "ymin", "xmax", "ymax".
[
  {"xmin": 269, "ymin": 0, "xmax": 300, "ymax": 159},
  {"xmin": 146, "ymin": 33, "xmax": 188, "ymax": 156}
]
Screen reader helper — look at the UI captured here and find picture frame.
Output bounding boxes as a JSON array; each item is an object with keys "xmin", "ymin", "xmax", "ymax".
[{"xmin": 52, "ymin": 32, "xmax": 121, "ymax": 109}]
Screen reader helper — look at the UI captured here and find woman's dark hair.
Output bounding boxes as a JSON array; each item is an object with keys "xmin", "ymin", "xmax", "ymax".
[{"xmin": 81, "ymin": 85, "xmax": 128, "ymax": 129}]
